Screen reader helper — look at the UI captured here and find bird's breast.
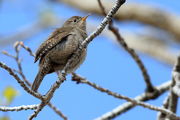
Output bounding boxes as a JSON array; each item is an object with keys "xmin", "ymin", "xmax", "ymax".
[{"xmin": 48, "ymin": 33, "xmax": 84, "ymax": 64}]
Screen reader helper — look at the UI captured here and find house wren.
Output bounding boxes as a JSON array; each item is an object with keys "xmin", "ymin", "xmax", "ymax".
[{"xmin": 32, "ymin": 15, "xmax": 89, "ymax": 92}]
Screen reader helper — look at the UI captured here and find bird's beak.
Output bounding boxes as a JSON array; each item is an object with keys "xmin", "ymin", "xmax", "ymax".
[{"xmin": 81, "ymin": 14, "xmax": 90, "ymax": 21}]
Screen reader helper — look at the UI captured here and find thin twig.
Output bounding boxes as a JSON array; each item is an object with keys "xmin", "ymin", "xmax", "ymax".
[
  {"xmin": 97, "ymin": 0, "xmax": 154, "ymax": 93},
  {"xmin": 72, "ymin": 73, "xmax": 180, "ymax": 120},
  {"xmin": 96, "ymin": 81, "xmax": 171, "ymax": 120},
  {"xmin": 18, "ymin": 41, "xmax": 35, "ymax": 57},
  {"xmin": 28, "ymin": 73, "xmax": 66, "ymax": 119},
  {"xmin": 29, "ymin": 102, "xmax": 46, "ymax": 120},
  {"xmin": 0, "ymin": 62, "xmax": 44, "ymax": 100},
  {"xmin": 157, "ymin": 95, "xmax": 170, "ymax": 120},
  {"xmin": 14, "ymin": 42, "xmax": 32, "ymax": 86},
  {"xmin": 48, "ymin": 103, "xmax": 68, "ymax": 120},
  {"xmin": 1, "ymin": 51, "xmax": 16, "ymax": 59}
]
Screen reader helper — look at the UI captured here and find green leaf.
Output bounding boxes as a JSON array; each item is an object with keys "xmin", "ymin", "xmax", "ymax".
[
  {"xmin": 0, "ymin": 116, "xmax": 10, "ymax": 120},
  {"xmin": 2, "ymin": 86, "xmax": 18, "ymax": 104}
]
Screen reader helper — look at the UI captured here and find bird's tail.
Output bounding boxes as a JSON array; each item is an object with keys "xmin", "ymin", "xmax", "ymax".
[{"xmin": 32, "ymin": 72, "xmax": 45, "ymax": 92}]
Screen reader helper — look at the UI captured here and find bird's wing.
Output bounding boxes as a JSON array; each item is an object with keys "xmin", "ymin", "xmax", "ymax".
[{"xmin": 34, "ymin": 27, "xmax": 73, "ymax": 63}]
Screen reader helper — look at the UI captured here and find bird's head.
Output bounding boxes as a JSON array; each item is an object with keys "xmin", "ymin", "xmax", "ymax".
[{"xmin": 63, "ymin": 15, "xmax": 89, "ymax": 31}]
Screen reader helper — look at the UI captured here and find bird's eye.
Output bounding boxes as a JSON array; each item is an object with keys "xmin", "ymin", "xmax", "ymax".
[{"xmin": 73, "ymin": 19, "xmax": 77, "ymax": 22}]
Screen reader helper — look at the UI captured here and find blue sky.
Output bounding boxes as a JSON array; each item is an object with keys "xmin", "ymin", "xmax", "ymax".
[{"xmin": 0, "ymin": 0, "xmax": 180, "ymax": 120}]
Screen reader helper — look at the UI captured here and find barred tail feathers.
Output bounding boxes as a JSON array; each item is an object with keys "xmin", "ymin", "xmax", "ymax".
[{"xmin": 31, "ymin": 72, "xmax": 45, "ymax": 92}]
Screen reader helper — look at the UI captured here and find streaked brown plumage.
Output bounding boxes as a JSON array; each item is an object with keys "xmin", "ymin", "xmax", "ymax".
[{"xmin": 32, "ymin": 16, "xmax": 88, "ymax": 92}]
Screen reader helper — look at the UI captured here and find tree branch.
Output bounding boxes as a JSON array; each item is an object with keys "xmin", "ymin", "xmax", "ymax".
[
  {"xmin": 97, "ymin": 0, "xmax": 154, "ymax": 93},
  {"xmin": 0, "ymin": 104, "xmax": 39, "ymax": 112},
  {"xmin": 157, "ymin": 56, "xmax": 180, "ymax": 120},
  {"xmin": 96, "ymin": 80, "xmax": 171, "ymax": 120},
  {"xmin": 172, "ymin": 55, "xmax": 180, "ymax": 97},
  {"xmin": 0, "ymin": 62, "xmax": 44, "ymax": 100},
  {"xmin": 167, "ymin": 56, "xmax": 180, "ymax": 115},
  {"xmin": 157, "ymin": 96, "xmax": 170, "ymax": 120},
  {"xmin": 72, "ymin": 73, "xmax": 179, "ymax": 120}
]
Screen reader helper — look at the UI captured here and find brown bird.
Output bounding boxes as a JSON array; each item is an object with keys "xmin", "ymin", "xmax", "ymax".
[{"xmin": 32, "ymin": 15, "xmax": 89, "ymax": 92}]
